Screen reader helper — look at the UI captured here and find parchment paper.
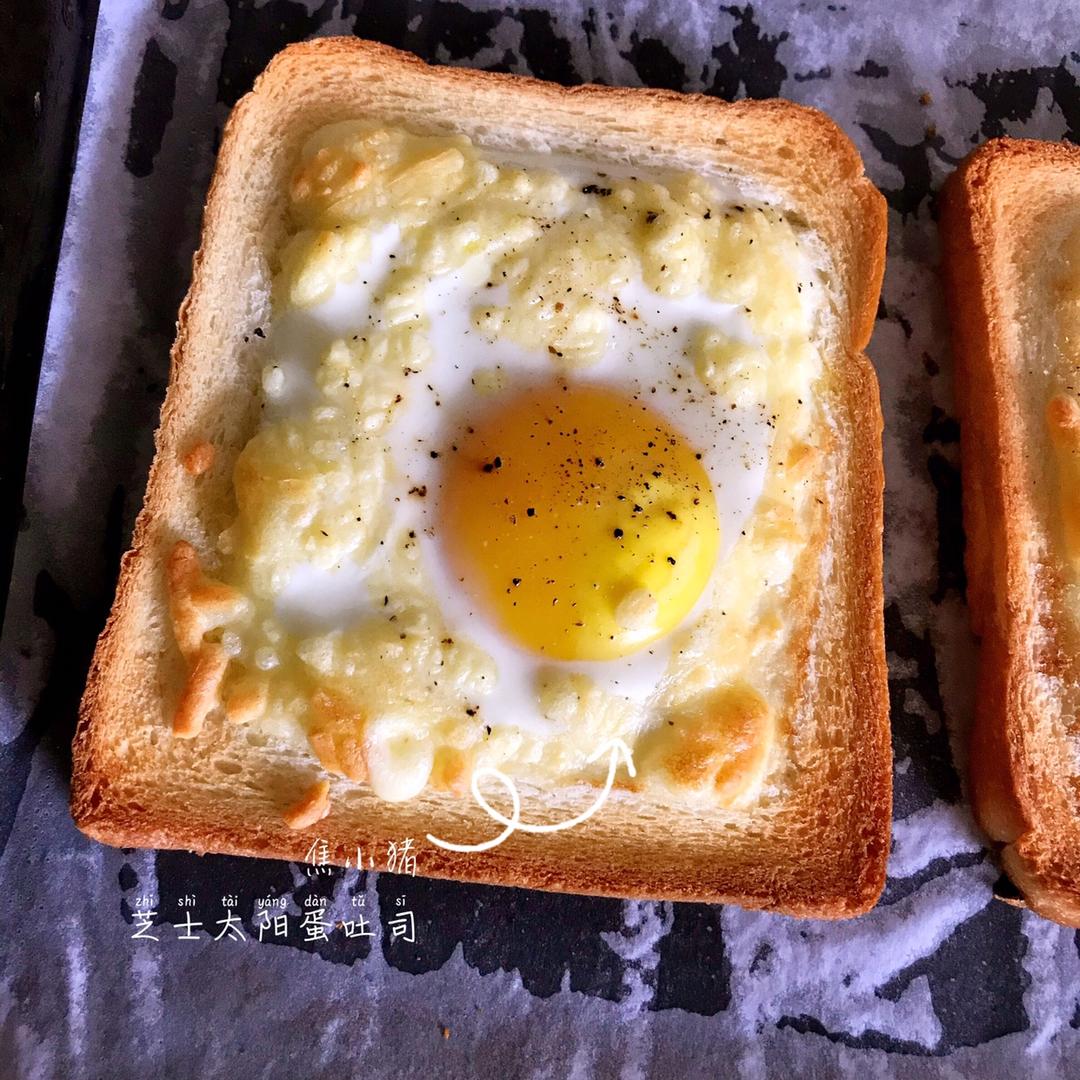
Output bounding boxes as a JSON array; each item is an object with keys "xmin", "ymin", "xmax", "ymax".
[{"xmin": 3, "ymin": 2, "xmax": 1080, "ymax": 1076}]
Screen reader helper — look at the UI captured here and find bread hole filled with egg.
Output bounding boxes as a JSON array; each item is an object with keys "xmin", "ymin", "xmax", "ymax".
[{"xmin": 208, "ymin": 121, "xmax": 829, "ymax": 810}]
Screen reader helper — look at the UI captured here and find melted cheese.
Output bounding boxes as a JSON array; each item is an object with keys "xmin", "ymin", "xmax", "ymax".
[{"xmin": 199, "ymin": 122, "xmax": 831, "ymax": 807}]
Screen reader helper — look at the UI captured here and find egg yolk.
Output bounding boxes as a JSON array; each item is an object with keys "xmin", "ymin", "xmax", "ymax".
[{"xmin": 439, "ymin": 381, "xmax": 720, "ymax": 660}]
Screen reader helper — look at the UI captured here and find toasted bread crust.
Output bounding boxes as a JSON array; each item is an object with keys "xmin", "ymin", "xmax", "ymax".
[
  {"xmin": 70, "ymin": 38, "xmax": 889, "ymax": 915},
  {"xmin": 941, "ymin": 137, "xmax": 1080, "ymax": 926}
]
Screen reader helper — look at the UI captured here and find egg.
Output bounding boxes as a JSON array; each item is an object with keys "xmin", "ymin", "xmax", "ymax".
[
  {"xmin": 225, "ymin": 124, "xmax": 827, "ymax": 803},
  {"xmin": 439, "ymin": 380, "xmax": 719, "ymax": 661}
]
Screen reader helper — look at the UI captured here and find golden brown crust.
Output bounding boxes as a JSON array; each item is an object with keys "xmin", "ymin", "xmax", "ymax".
[
  {"xmin": 431, "ymin": 747, "xmax": 473, "ymax": 796},
  {"xmin": 181, "ymin": 441, "xmax": 215, "ymax": 476},
  {"xmin": 70, "ymin": 37, "xmax": 889, "ymax": 915},
  {"xmin": 166, "ymin": 540, "xmax": 248, "ymax": 661},
  {"xmin": 283, "ymin": 779, "xmax": 331, "ymax": 830},
  {"xmin": 661, "ymin": 684, "xmax": 774, "ymax": 806},
  {"xmin": 224, "ymin": 675, "xmax": 268, "ymax": 726},
  {"xmin": 308, "ymin": 690, "xmax": 368, "ymax": 782},
  {"xmin": 173, "ymin": 642, "xmax": 229, "ymax": 738},
  {"xmin": 941, "ymin": 136, "xmax": 1080, "ymax": 927}
]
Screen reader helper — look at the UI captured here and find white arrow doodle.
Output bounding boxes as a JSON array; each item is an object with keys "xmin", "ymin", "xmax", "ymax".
[{"xmin": 426, "ymin": 737, "xmax": 636, "ymax": 853}]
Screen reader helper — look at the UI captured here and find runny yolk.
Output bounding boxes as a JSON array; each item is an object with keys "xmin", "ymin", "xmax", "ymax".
[{"xmin": 439, "ymin": 381, "xmax": 720, "ymax": 660}]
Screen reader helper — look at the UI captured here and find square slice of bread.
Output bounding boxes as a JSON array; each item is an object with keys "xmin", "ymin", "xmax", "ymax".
[
  {"xmin": 71, "ymin": 38, "xmax": 890, "ymax": 916},
  {"xmin": 942, "ymin": 137, "xmax": 1080, "ymax": 927}
]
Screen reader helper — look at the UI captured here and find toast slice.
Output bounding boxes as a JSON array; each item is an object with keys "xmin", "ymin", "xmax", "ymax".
[
  {"xmin": 71, "ymin": 38, "xmax": 889, "ymax": 915},
  {"xmin": 941, "ymin": 138, "xmax": 1080, "ymax": 926}
]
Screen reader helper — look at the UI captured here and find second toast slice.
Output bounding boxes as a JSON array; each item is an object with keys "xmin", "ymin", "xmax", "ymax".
[{"xmin": 942, "ymin": 138, "xmax": 1080, "ymax": 926}]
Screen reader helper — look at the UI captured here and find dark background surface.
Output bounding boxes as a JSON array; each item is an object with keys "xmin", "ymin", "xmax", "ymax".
[
  {"xmin": 0, "ymin": 0, "xmax": 99, "ymax": 620},
  {"xmin": 3, "ymin": 2, "xmax": 1080, "ymax": 1077}
]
